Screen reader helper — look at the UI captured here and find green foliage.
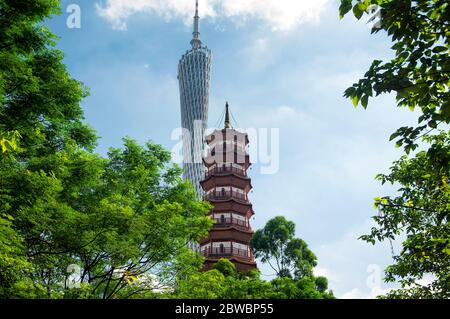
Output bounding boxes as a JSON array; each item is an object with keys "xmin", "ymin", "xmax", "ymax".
[
  {"xmin": 315, "ymin": 276, "xmax": 329, "ymax": 293},
  {"xmin": 0, "ymin": 0, "xmax": 213, "ymax": 299},
  {"xmin": 173, "ymin": 265, "xmax": 334, "ymax": 299},
  {"xmin": 0, "ymin": 136, "xmax": 213, "ymax": 298},
  {"xmin": 175, "ymin": 270, "xmax": 226, "ymax": 299},
  {"xmin": 219, "ymin": 273, "xmax": 274, "ymax": 299},
  {"xmin": 341, "ymin": 0, "xmax": 450, "ymax": 298},
  {"xmin": 0, "ymin": 130, "xmax": 20, "ymax": 154},
  {"xmin": 250, "ymin": 216, "xmax": 317, "ymax": 279},
  {"xmin": 173, "ymin": 217, "xmax": 335, "ymax": 299},
  {"xmin": 0, "ymin": 214, "xmax": 46, "ymax": 298},
  {"xmin": 270, "ymin": 276, "xmax": 334, "ymax": 299},
  {"xmin": 340, "ymin": 0, "xmax": 450, "ymax": 153},
  {"xmin": 213, "ymin": 258, "xmax": 237, "ymax": 277},
  {"xmin": 362, "ymin": 132, "xmax": 450, "ymax": 298},
  {"xmin": 0, "ymin": 0, "xmax": 97, "ymax": 158}
]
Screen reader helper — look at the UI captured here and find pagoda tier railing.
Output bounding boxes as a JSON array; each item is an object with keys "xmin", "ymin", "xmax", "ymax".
[
  {"xmin": 205, "ymin": 165, "xmax": 247, "ymax": 178},
  {"xmin": 212, "ymin": 217, "xmax": 250, "ymax": 231},
  {"xmin": 201, "ymin": 247, "xmax": 252, "ymax": 261},
  {"xmin": 204, "ymin": 190, "xmax": 247, "ymax": 202}
]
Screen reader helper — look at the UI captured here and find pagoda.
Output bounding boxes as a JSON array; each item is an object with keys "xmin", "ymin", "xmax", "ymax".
[{"xmin": 200, "ymin": 102, "xmax": 257, "ymax": 272}]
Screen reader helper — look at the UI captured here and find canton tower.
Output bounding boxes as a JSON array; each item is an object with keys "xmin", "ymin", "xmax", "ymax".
[{"xmin": 178, "ymin": 0, "xmax": 212, "ymax": 197}]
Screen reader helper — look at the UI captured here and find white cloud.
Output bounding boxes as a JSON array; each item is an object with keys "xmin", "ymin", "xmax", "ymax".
[
  {"xmin": 96, "ymin": 0, "xmax": 331, "ymax": 31},
  {"xmin": 416, "ymin": 273, "xmax": 436, "ymax": 287},
  {"xmin": 95, "ymin": 0, "xmax": 209, "ymax": 30},
  {"xmin": 340, "ymin": 288, "xmax": 362, "ymax": 299},
  {"xmin": 314, "ymin": 267, "xmax": 332, "ymax": 279},
  {"xmin": 220, "ymin": 0, "xmax": 330, "ymax": 31},
  {"xmin": 340, "ymin": 286, "xmax": 391, "ymax": 299}
]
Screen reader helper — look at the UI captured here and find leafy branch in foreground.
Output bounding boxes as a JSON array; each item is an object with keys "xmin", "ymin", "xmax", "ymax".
[
  {"xmin": 340, "ymin": 0, "xmax": 450, "ymax": 298},
  {"xmin": 340, "ymin": 0, "xmax": 449, "ymax": 153},
  {"xmin": 172, "ymin": 258, "xmax": 334, "ymax": 299},
  {"xmin": 361, "ymin": 132, "xmax": 450, "ymax": 298},
  {"xmin": 0, "ymin": 0, "xmax": 213, "ymax": 298}
]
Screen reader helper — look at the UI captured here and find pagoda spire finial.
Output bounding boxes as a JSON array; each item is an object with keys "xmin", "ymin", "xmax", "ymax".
[
  {"xmin": 224, "ymin": 101, "xmax": 231, "ymax": 129},
  {"xmin": 191, "ymin": 0, "xmax": 201, "ymax": 49}
]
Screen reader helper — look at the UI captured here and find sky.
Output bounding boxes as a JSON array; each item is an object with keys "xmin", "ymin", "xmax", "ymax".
[{"xmin": 48, "ymin": 0, "xmax": 421, "ymax": 298}]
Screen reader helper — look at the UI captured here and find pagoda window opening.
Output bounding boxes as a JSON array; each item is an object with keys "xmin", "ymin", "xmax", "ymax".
[
  {"xmin": 205, "ymin": 186, "xmax": 246, "ymax": 200},
  {"xmin": 212, "ymin": 212, "xmax": 248, "ymax": 227}
]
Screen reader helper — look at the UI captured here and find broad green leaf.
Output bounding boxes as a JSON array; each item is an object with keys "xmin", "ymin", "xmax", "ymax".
[{"xmin": 351, "ymin": 95, "xmax": 359, "ymax": 107}]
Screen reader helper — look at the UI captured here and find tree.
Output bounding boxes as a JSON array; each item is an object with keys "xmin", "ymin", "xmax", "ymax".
[
  {"xmin": 0, "ymin": 0, "xmax": 213, "ymax": 299},
  {"xmin": 0, "ymin": 0, "xmax": 97, "ymax": 297},
  {"xmin": 0, "ymin": 0, "xmax": 97, "ymax": 157},
  {"xmin": 0, "ymin": 130, "xmax": 20, "ymax": 153},
  {"xmin": 270, "ymin": 276, "xmax": 334, "ymax": 299},
  {"xmin": 0, "ymin": 120, "xmax": 38, "ymax": 298},
  {"xmin": 174, "ymin": 269, "xmax": 226, "ymax": 299},
  {"xmin": 0, "ymin": 0, "xmax": 99, "ymax": 297},
  {"xmin": 340, "ymin": 0, "xmax": 450, "ymax": 153},
  {"xmin": 211, "ymin": 259, "xmax": 274, "ymax": 299},
  {"xmin": 0, "ymin": 136, "xmax": 213, "ymax": 298},
  {"xmin": 250, "ymin": 216, "xmax": 317, "ymax": 279},
  {"xmin": 75, "ymin": 138, "xmax": 213, "ymax": 299},
  {"xmin": 172, "ymin": 258, "xmax": 334, "ymax": 299},
  {"xmin": 362, "ymin": 132, "xmax": 450, "ymax": 298},
  {"xmin": 340, "ymin": 0, "xmax": 450, "ymax": 298},
  {"xmin": 315, "ymin": 276, "xmax": 329, "ymax": 293},
  {"xmin": 213, "ymin": 258, "xmax": 237, "ymax": 277},
  {"xmin": 0, "ymin": 213, "xmax": 45, "ymax": 298}
]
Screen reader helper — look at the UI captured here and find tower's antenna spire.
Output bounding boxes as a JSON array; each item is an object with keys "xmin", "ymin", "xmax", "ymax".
[
  {"xmin": 191, "ymin": 0, "xmax": 201, "ymax": 49},
  {"xmin": 224, "ymin": 101, "xmax": 231, "ymax": 129}
]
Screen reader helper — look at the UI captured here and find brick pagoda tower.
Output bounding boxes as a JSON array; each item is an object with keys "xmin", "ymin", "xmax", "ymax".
[{"xmin": 200, "ymin": 102, "xmax": 257, "ymax": 272}]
